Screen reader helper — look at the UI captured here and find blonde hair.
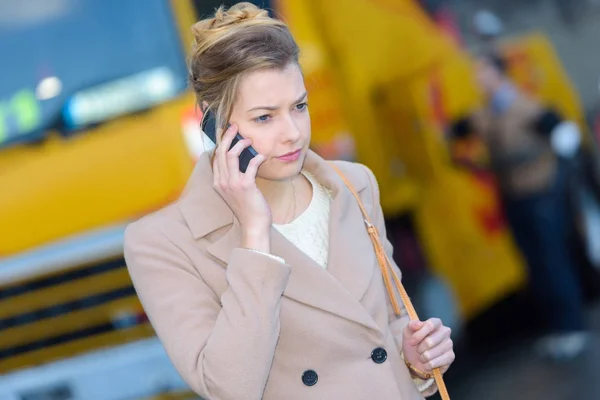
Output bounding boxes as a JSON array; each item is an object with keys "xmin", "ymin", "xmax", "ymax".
[{"xmin": 188, "ymin": 2, "xmax": 300, "ymax": 139}]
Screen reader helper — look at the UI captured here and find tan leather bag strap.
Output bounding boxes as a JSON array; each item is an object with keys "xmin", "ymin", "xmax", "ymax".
[{"xmin": 330, "ymin": 164, "xmax": 450, "ymax": 400}]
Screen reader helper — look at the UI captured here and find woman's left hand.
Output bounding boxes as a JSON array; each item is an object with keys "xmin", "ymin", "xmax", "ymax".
[{"xmin": 402, "ymin": 318, "xmax": 455, "ymax": 376}]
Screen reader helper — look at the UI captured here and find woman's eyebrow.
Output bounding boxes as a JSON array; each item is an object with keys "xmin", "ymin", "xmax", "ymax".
[{"xmin": 247, "ymin": 91, "xmax": 308, "ymax": 112}]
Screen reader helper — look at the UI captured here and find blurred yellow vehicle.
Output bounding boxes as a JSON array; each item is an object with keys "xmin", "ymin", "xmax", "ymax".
[
  {"xmin": 500, "ymin": 32, "xmax": 586, "ymax": 132},
  {"xmin": 0, "ymin": 0, "xmax": 206, "ymax": 398}
]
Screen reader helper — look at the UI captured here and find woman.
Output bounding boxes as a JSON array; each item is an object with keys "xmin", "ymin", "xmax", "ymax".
[{"xmin": 124, "ymin": 3, "xmax": 454, "ymax": 399}]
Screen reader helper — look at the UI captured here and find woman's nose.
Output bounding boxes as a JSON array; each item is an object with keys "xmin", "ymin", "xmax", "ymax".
[{"xmin": 282, "ymin": 114, "xmax": 302, "ymax": 142}]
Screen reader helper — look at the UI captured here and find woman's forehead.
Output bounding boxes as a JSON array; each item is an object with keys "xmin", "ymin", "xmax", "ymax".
[{"xmin": 236, "ymin": 64, "xmax": 306, "ymax": 109}]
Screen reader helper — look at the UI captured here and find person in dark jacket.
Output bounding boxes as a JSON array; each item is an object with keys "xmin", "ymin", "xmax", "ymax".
[{"xmin": 452, "ymin": 53, "xmax": 589, "ymax": 360}]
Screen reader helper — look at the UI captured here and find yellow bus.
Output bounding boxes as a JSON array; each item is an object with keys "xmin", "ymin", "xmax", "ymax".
[{"xmin": 0, "ymin": 1, "xmax": 204, "ymax": 398}]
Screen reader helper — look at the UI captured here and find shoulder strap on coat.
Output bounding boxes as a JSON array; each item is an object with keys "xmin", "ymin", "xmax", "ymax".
[{"xmin": 329, "ymin": 162, "xmax": 451, "ymax": 400}]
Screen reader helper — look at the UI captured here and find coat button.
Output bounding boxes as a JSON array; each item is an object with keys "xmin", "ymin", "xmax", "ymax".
[
  {"xmin": 302, "ymin": 369, "xmax": 318, "ymax": 386},
  {"xmin": 371, "ymin": 347, "xmax": 388, "ymax": 364}
]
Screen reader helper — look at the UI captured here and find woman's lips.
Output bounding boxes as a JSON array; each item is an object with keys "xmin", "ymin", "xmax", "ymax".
[{"xmin": 277, "ymin": 149, "xmax": 302, "ymax": 162}]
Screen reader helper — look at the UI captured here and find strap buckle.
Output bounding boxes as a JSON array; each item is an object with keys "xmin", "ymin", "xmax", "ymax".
[{"xmin": 364, "ymin": 219, "xmax": 377, "ymax": 233}]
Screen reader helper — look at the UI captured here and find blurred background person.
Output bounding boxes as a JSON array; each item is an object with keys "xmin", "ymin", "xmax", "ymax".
[{"xmin": 452, "ymin": 52, "xmax": 589, "ymax": 360}]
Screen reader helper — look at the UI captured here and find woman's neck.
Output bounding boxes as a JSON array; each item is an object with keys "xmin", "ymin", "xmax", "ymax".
[
  {"xmin": 256, "ymin": 173, "xmax": 312, "ymax": 224},
  {"xmin": 256, "ymin": 175, "xmax": 294, "ymax": 206}
]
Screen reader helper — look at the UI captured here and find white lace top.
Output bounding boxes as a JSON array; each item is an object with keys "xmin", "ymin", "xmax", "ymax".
[{"xmin": 273, "ymin": 171, "xmax": 332, "ymax": 268}]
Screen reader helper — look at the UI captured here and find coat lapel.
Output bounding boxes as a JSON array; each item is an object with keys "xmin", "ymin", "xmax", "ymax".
[
  {"xmin": 273, "ymin": 227, "xmax": 379, "ymax": 331},
  {"xmin": 179, "ymin": 151, "xmax": 380, "ymax": 332},
  {"xmin": 301, "ymin": 153, "xmax": 378, "ymax": 306}
]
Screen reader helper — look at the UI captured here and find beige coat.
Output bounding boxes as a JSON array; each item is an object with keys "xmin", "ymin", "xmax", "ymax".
[{"xmin": 124, "ymin": 150, "xmax": 430, "ymax": 400}]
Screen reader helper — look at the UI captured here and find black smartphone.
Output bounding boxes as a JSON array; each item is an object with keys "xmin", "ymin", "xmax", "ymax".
[{"xmin": 201, "ymin": 109, "xmax": 258, "ymax": 173}]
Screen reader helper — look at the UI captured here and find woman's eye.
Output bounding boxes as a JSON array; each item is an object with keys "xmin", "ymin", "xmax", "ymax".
[
  {"xmin": 254, "ymin": 114, "xmax": 270, "ymax": 123},
  {"xmin": 296, "ymin": 102, "xmax": 308, "ymax": 111}
]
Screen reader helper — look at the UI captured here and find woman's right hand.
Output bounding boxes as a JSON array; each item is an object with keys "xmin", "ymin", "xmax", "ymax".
[{"xmin": 213, "ymin": 124, "xmax": 272, "ymax": 252}]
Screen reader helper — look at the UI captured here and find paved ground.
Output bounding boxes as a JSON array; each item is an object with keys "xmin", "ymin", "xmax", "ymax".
[{"xmin": 442, "ymin": 300, "xmax": 600, "ymax": 400}]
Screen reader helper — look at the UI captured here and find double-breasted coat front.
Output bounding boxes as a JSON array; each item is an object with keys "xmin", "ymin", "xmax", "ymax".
[{"xmin": 124, "ymin": 150, "xmax": 430, "ymax": 399}]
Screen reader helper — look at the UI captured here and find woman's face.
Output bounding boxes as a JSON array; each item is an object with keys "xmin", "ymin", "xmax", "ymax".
[{"xmin": 229, "ymin": 62, "xmax": 310, "ymax": 181}]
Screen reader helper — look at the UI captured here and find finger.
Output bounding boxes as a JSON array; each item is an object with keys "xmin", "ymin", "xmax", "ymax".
[
  {"xmin": 425, "ymin": 348, "xmax": 455, "ymax": 373},
  {"xmin": 410, "ymin": 318, "xmax": 442, "ymax": 346},
  {"xmin": 212, "ymin": 154, "xmax": 221, "ymax": 190},
  {"xmin": 408, "ymin": 320, "xmax": 424, "ymax": 332},
  {"xmin": 218, "ymin": 124, "xmax": 238, "ymax": 180},
  {"xmin": 220, "ymin": 124, "xmax": 238, "ymax": 152},
  {"xmin": 417, "ymin": 325, "xmax": 451, "ymax": 354},
  {"xmin": 243, "ymin": 153, "xmax": 266, "ymax": 180},
  {"xmin": 226, "ymin": 138, "xmax": 252, "ymax": 179},
  {"xmin": 420, "ymin": 337, "xmax": 453, "ymax": 365}
]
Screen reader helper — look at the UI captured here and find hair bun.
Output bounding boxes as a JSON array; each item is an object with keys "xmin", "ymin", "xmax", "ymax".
[
  {"xmin": 191, "ymin": 2, "xmax": 276, "ymax": 56},
  {"xmin": 212, "ymin": 2, "xmax": 268, "ymax": 28}
]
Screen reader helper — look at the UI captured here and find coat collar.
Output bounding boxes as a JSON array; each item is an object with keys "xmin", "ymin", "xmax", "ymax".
[{"xmin": 178, "ymin": 150, "xmax": 380, "ymax": 332}]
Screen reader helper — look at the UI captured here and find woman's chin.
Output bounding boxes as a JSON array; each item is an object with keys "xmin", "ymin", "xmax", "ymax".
[
  {"xmin": 259, "ymin": 155, "xmax": 305, "ymax": 180},
  {"xmin": 258, "ymin": 165, "xmax": 303, "ymax": 182}
]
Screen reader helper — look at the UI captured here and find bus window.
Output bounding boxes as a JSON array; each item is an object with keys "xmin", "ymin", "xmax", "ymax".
[{"xmin": 0, "ymin": 0, "xmax": 188, "ymax": 147}]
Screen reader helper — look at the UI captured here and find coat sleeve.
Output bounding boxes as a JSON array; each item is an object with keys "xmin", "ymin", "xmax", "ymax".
[
  {"xmin": 124, "ymin": 221, "xmax": 291, "ymax": 400},
  {"xmin": 361, "ymin": 165, "xmax": 438, "ymax": 397}
]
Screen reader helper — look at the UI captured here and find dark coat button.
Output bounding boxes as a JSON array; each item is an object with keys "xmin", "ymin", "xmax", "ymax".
[
  {"xmin": 302, "ymin": 369, "xmax": 318, "ymax": 386},
  {"xmin": 371, "ymin": 347, "xmax": 388, "ymax": 364}
]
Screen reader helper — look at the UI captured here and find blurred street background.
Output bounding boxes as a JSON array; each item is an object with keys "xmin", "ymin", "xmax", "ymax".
[{"xmin": 1, "ymin": 0, "xmax": 600, "ymax": 399}]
